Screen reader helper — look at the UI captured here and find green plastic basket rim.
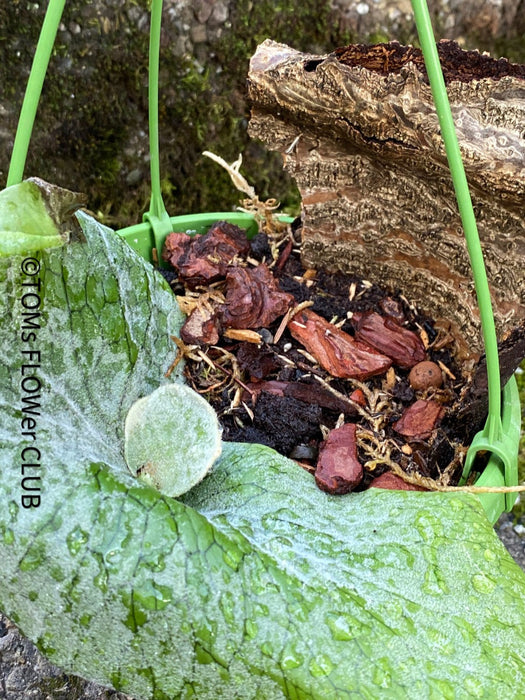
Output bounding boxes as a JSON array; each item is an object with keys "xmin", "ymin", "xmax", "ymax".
[
  {"xmin": 117, "ymin": 209, "xmax": 520, "ymax": 526},
  {"xmin": 117, "ymin": 211, "xmax": 294, "ymax": 266}
]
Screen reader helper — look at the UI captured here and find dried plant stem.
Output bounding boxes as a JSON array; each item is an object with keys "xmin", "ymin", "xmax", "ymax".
[
  {"xmin": 165, "ymin": 336, "xmax": 190, "ymax": 377},
  {"xmin": 274, "ymin": 300, "xmax": 314, "ymax": 344},
  {"xmin": 380, "ymin": 457, "xmax": 525, "ymax": 495},
  {"xmin": 450, "ymin": 484, "xmax": 525, "ymax": 494},
  {"xmin": 202, "ymin": 151, "xmax": 256, "ymax": 199},
  {"xmin": 196, "ymin": 349, "xmax": 255, "ymax": 400},
  {"xmin": 312, "ymin": 374, "xmax": 373, "ymax": 421},
  {"xmin": 203, "ymin": 150, "xmax": 288, "ymax": 237}
]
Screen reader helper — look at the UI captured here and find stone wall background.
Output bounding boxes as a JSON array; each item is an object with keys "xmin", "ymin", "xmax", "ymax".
[
  {"xmin": 1, "ymin": 0, "xmax": 525, "ymax": 228},
  {"xmin": 0, "ymin": 2, "xmax": 524, "ymax": 697}
]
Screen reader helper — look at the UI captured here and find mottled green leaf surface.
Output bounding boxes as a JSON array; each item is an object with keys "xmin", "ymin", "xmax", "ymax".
[{"xmin": 1, "ymin": 208, "xmax": 525, "ymax": 699}]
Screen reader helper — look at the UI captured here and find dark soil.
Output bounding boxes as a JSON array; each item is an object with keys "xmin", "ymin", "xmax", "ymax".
[
  {"xmin": 159, "ymin": 220, "xmax": 470, "ymax": 492},
  {"xmin": 333, "ymin": 40, "xmax": 525, "ymax": 84}
]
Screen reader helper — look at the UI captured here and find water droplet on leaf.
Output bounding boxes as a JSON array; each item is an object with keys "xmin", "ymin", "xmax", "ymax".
[
  {"xmin": 66, "ymin": 526, "xmax": 89, "ymax": 556},
  {"xmin": 309, "ymin": 654, "xmax": 333, "ymax": 677},
  {"xmin": 245, "ymin": 618, "xmax": 258, "ymax": 638},
  {"xmin": 471, "ymin": 573, "xmax": 496, "ymax": 594},
  {"xmin": 281, "ymin": 643, "xmax": 304, "ymax": 670}
]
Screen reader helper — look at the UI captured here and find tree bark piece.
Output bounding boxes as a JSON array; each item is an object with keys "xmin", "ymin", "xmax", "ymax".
[
  {"xmin": 352, "ymin": 310, "xmax": 426, "ymax": 369},
  {"xmin": 288, "ymin": 308, "xmax": 392, "ymax": 380},
  {"xmin": 248, "ymin": 39, "xmax": 525, "ymax": 428},
  {"xmin": 180, "ymin": 305, "xmax": 220, "ymax": 346},
  {"xmin": 315, "ymin": 423, "xmax": 363, "ymax": 494},
  {"xmin": 245, "ymin": 379, "xmax": 358, "ymax": 416},
  {"xmin": 369, "ymin": 472, "xmax": 428, "ymax": 491},
  {"xmin": 162, "ymin": 221, "xmax": 251, "ymax": 288},
  {"xmin": 393, "ymin": 399, "xmax": 446, "ymax": 441},
  {"xmin": 220, "ymin": 264, "xmax": 294, "ymax": 329}
]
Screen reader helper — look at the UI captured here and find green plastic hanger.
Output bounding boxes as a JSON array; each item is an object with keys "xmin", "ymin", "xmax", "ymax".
[
  {"xmin": 142, "ymin": 0, "xmax": 173, "ymax": 249},
  {"xmin": 7, "ymin": 0, "xmax": 172, "ymax": 257},
  {"xmin": 6, "ymin": 0, "xmax": 66, "ymax": 187},
  {"xmin": 411, "ymin": 0, "xmax": 518, "ymax": 508}
]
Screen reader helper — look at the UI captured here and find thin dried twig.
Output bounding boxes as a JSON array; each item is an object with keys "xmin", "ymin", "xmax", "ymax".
[
  {"xmin": 312, "ymin": 374, "xmax": 373, "ymax": 421},
  {"xmin": 203, "ymin": 150, "xmax": 288, "ymax": 237},
  {"xmin": 165, "ymin": 335, "xmax": 200, "ymax": 377},
  {"xmin": 273, "ymin": 300, "xmax": 314, "ymax": 344},
  {"xmin": 196, "ymin": 349, "xmax": 256, "ymax": 401},
  {"xmin": 223, "ymin": 328, "xmax": 262, "ymax": 344},
  {"xmin": 364, "ymin": 447, "xmax": 525, "ymax": 494},
  {"xmin": 202, "ymin": 151, "xmax": 256, "ymax": 199}
]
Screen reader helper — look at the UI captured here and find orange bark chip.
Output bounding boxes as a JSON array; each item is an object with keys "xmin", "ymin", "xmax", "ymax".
[
  {"xmin": 315, "ymin": 423, "xmax": 363, "ymax": 494},
  {"xmin": 393, "ymin": 399, "xmax": 445, "ymax": 440},
  {"xmin": 288, "ymin": 309, "xmax": 392, "ymax": 380}
]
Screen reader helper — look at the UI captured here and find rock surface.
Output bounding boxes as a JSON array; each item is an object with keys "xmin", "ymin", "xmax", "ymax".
[
  {"xmin": 0, "ymin": 613, "xmax": 132, "ymax": 699},
  {"xmin": 1, "ymin": 1, "xmax": 525, "ymax": 227}
]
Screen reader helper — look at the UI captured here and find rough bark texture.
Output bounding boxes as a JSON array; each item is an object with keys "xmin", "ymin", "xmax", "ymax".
[{"xmin": 247, "ymin": 39, "xmax": 525, "ymax": 427}]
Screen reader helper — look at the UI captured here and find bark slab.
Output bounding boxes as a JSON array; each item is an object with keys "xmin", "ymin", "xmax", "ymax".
[{"xmin": 248, "ymin": 39, "xmax": 525, "ymax": 428}]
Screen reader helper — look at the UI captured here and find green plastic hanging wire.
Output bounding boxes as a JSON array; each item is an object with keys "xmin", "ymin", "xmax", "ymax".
[
  {"xmin": 142, "ymin": 0, "xmax": 172, "ymax": 248},
  {"xmin": 411, "ymin": 0, "xmax": 518, "ymax": 507},
  {"xmin": 7, "ymin": 0, "xmax": 66, "ymax": 187}
]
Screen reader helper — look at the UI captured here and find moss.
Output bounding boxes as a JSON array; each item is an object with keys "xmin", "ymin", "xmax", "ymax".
[
  {"xmin": 190, "ymin": 0, "xmax": 346, "ymax": 217},
  {"xmin": 2, "ymin": 2, "xmax": 525, "ymax": 232},
  {"xmin": 165, "ymin": 0, "xmax": 338, "ymax": 219},
  {"xmin": 491, "ymin": 36, "xmax": 525, "ymax": 64},
  {"xmin": 28, "ymin": 672, "xmax": 113, "ymax": 699},
  {"xmin": 367, "ymin": 31, "xmax": 394, "ymax": 45},
  {"xmin": 1, "ymin": 1, "xmax": 149, "ymax": 221},
  {"xmin": 0, "ymin": 1, "xmax": 401, "ymax": 226}
]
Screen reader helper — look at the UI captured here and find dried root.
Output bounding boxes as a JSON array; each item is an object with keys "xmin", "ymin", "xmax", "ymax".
[{"xmin": 202, "ymin": 150, "xmax": 289, "ymax": 243}]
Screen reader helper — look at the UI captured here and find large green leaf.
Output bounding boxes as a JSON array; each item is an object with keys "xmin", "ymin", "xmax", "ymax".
[{"xmin": 1, "ymin": 196, "xmax": 525, "ymax": 698}]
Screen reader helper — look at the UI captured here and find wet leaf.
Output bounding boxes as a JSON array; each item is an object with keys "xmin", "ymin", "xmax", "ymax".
[
  {"xmin": 125, "ymin": 384, "xmax": 222, "ymax": 497},
  {"xmin": 0, "ymin": 192, "xmax": 524, "ymax": 699},
  {"xmin": 0, "ymin": 178, "xmax": 84, "ymax": 256}
]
